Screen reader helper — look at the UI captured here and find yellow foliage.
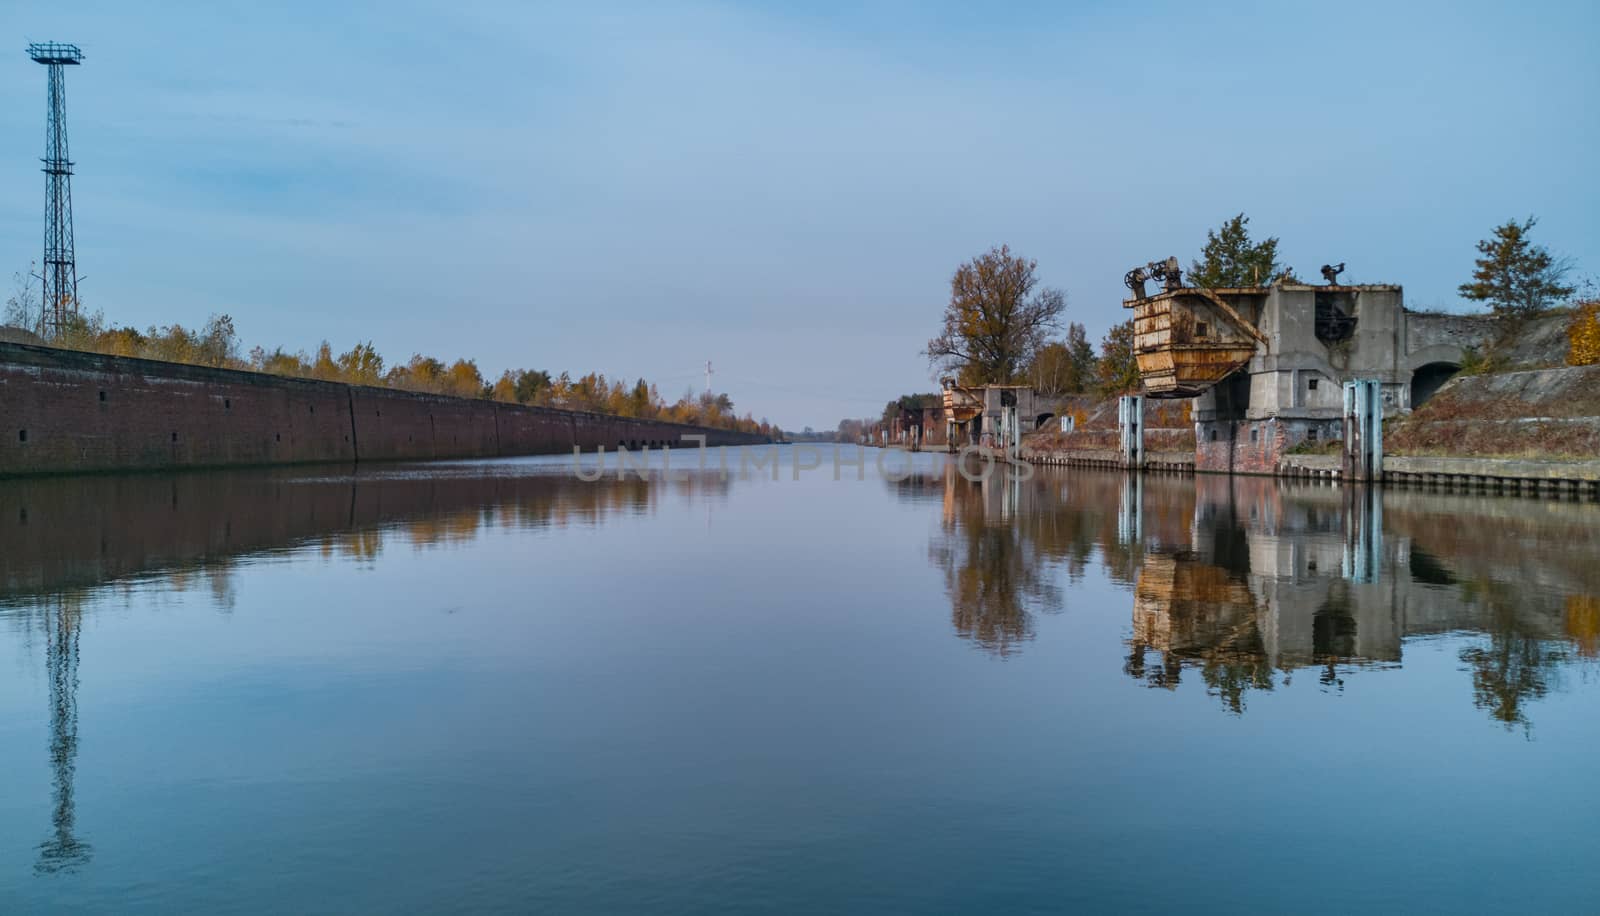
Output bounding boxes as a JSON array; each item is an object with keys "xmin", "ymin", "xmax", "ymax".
[
  {"xmin": 1567, "ymin": 595, "xmax": 1600, "ymax": 658},
  {"xmin": 1568, "ymin": 300, "xmax": 1600, "ymax": 366}
]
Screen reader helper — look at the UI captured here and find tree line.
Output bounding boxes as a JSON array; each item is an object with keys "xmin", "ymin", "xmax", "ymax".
[{"xmin": 0, "ymin": 295, "xmax": 779, "ymax": 439}]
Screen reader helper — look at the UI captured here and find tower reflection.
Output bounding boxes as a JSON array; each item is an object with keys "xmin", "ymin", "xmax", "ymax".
[{"xmin": 35, "ymin": 596, "xmax": 90, "ymax": 875}]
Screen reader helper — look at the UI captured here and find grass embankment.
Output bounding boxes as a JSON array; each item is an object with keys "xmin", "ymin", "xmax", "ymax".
[
  {"xmin": 1022, "ymin": 396, "xmax": 1195, "ymax": 455},
  {"xmin": 1387, "ymin": 364, "xmax": 1600, "ymax": 460}
]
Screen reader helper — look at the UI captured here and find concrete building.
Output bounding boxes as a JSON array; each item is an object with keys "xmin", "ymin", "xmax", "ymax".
[
  {"xmin": 939, "ymin": 380, "xmax": 1052, "ymax": 449},
  {"xmin": 1125, "ymin": 278, "xmax": 1493, "ymax": 473}
]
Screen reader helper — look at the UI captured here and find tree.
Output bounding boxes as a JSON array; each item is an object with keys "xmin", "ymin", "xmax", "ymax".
[
  {"xmin": 926, "ymin": 245, "xmax": 1066, "ymax": 385},
  {"xmin": 1190, "ymin": 213, "xmax": 1279, "ymax": 288},
  {"xmin": 1459, "ymin": 217, "xmax": 1574, "ymax": 326},
  {"xmin": 1028, "ymin": 342, "xmax": 1073, "ymax": 398},
  {"xmin": 1096, "ymin": 319, "xmax": 1140, "ymax": 395},
  {"xmin": 337, "ymin": 342, "xmax": 385, "ymax": 385},
  {"xmin": 195, "ymin": 314, "xmax": 240, "ymax": 368},
  {"xmin": 1028, "ymin": 322, "xmax": 1098, "ymax": 396},
  {"xmin": 1064, "ymin": 322, "xmax": 1097, "ymax": 392},
  {"xmin": 309, "ymin": 341, "xmax": 341, "ymax": 381},
  {"xmin": 3, "ymin": 265, "xmax": 41, "ymax": 335}
]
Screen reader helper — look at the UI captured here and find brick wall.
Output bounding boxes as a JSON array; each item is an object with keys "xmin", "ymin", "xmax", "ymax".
[
  {"xmin": 1194, "ymin": 419, "xmax": 1289, "ymax": 474},
  {"xmin": 0, "ymin": 343, "xmax": 766, "ymax": 476}
]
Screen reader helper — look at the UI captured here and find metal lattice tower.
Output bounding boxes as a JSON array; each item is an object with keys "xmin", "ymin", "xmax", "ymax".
[{"xmin": 28, "ymin": 42, "xmax": 85, "ymax": 339}]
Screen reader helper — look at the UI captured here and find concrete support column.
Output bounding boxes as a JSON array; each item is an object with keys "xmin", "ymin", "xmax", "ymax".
[
  {"xmin": 1118, "ymin": 395, "xmax": 1145, "ymax": 469},
  {"xmin": 1342, "ymin": 379, "xmax": 1383, "ymax": 482}
]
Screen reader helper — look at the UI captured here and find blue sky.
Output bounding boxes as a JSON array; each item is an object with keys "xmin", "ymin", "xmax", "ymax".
[{"xmin": 3, "ymin": 0, "xmax": 1595, "ymax": 429}]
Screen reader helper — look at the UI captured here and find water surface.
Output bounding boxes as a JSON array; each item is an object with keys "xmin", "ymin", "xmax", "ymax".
[{"xmin": 1, "ymin": 448, "xmax": 1596, "ymax": 913}]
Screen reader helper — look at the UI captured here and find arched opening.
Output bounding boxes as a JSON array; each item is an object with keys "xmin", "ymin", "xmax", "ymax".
[
  {"xmin": 1410, "ymin": 362, "xmax": 1460, "ymax": 408},
  {"xmin": 1034, "ymin": 412, "xmax": 1055, "ymax": 429}
]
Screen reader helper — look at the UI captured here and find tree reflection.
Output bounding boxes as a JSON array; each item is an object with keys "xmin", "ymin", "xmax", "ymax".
[
  {"xmin": 1458, "ymin": 578, "xmax": 1571, "ymax": 734},
  {"xmin": 927, "ymin": 468, "xmax": 1059, "ymax": 656},
  {"xmin": 914, "ymin": 464, "xmax": 1195, "ymax": 657}
]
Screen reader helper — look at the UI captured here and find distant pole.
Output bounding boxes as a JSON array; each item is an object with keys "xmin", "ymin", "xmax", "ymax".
[
  {"xmin": 29, "ymin": 42, "xmax": 85, "ymax": 339},
  {"xmin": 704, "ymin": 360, "xmax": 713, "ymax": 395}
]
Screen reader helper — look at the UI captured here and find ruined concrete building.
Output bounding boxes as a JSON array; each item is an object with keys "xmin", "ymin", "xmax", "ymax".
[
  {"xmin": 940, "ymin": 380, "xmax": 1051, "ymax": 449},
  {"xmin": 1125, "ymin": 273, "xmax": 1492, "ymax": 473}
]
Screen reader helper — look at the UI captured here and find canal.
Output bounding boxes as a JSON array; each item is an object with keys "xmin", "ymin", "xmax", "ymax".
[{"xmin": 1, "ymin": 447, "xmax": 1596, "ymax": 912}]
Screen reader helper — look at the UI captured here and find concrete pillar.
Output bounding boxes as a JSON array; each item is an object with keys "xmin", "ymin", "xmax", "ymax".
[
  {"xmin": 1342, "ymin": 379, "xmax": 1383, "ymax": 482},
  {"xmin": 1118, "ymin": 394, "xmax": 1145, "ymax": 469}
]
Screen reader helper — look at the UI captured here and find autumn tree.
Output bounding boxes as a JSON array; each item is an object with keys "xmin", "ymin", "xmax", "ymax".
[
  {"xmin": 1096, "ymin": 319, "xmax": 1140, "ymax": 395},
  {"xmin": 337, "ymin": 342, "xmax": 385, "ymax": 385},
  {"xmin": 926, "ymin": 245, "xmax": 1066, "ymax": 385},
  {"xmin": 1190, "ymin": 213, "xmax": 1280, "ymax": 288},
  {"xmin": 251, "ymin": 346, "xmax": 311, "ymax": 377},
  {"xmin": 310, "ymin": 341, "xmax": 341, "ymax": 381},
  {"xmin": 1459, "ymin": 217, "xmax": 1574, "ymax": 327},
  {"xmin": 1028, "ymin": 322, "xmax": 1098, "ymax": 396}
]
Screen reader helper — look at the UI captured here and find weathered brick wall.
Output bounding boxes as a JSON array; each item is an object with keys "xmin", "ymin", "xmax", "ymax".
[
  {"xmin": 0, "ymin": 343, "xmax": 356, "ymax": 475},
  {"xmin": 1194, "ymin": 419, "xmax": 1288, "ymax": 474},
  {"xmin": 0, "ymin": 343, "xmax": 767, "ymax": 476}
]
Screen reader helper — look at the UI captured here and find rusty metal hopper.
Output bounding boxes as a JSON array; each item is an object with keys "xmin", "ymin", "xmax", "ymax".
[
  {"xmin": 1125, "ymin": 288, "xmax": 1266, "ymax": 398},
  {"xmin": 941, "ymin": 385, "xmax": 983, "ymax": 423}
]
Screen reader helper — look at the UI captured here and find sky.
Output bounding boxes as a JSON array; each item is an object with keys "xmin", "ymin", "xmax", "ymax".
[{"xmin": 2, "ymin": 0, "xmax": 1596, "ymax": 430}]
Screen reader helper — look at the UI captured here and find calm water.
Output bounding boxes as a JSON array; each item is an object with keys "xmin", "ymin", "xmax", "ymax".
[{"xmin": 1, "ymin": 447, "xmax": 1597, "ymax": 913}]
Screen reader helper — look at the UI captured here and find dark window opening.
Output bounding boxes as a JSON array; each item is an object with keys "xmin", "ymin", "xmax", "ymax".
[
  {"xmin": 18, "ymin": 429, "xmax": 27, "ymax": 443},
  {"xmin": 98, "ymin": 390, "xmax": 106, "ymax": 402},
  {"xmin": 1195, "ymin": 321, "xmax": 1209, "ymax": 337},
  {"xmin": 1209, "ymin": 429, "xmax": 1218, "ymax": 442},
  {"xmin": 1250, "ymin": 426, "xmax": 1259, "ymax": 442},
  {"xmin": 275, "ymin": 433, "xmax": 281, "ymax": 442},
  {"xmin": 1308, "ymin": 427, "xmax": 1320, "ymax": 441},
  {"xmin": 1308, "ymin": 378, "xmax": 1318, "ymax": 391},
  {"xmin": 224, "ymin": 398, "xmax": 231, "ymax": 409},
  {"xmin": 171, "ymin": 432, "xmax": 179, "ymax": 443},
  {"xmin": 1314, "ymin": 291, "xmax": 1357, "ymax": 343}
]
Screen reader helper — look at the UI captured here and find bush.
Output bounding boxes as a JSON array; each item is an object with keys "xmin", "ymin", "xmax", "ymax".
[{"xmin": 1569, "ymin": 300, "xmax": 1600, "ymax": 366}]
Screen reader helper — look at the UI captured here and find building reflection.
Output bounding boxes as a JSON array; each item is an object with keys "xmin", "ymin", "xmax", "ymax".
[{"xmin": 905, "ymin": 462, "xmax": 1600, "ymax": 728}]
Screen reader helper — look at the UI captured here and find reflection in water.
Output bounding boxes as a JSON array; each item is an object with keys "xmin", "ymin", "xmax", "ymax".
[
  {"xmin": 925, "ymin": 468, "xmax": 1060, "ymax": 656},
  {"xmin": 0, "ymin": 463, "xmax": 730, "ymax": 606},
  {"xmin": 900, "ymin": 463, "xmax": 1196, "ymax": 657},
  {"xmin": 905, "ymin": 463, "xmax": 1600, "ymax": 728},
  {"xmin": 0, "ymin": 460, "xmax": 730, "ymax": 881},
  {"xmin": 35, "ymin": 596, "xmax": 90, "ymax": 875}
]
